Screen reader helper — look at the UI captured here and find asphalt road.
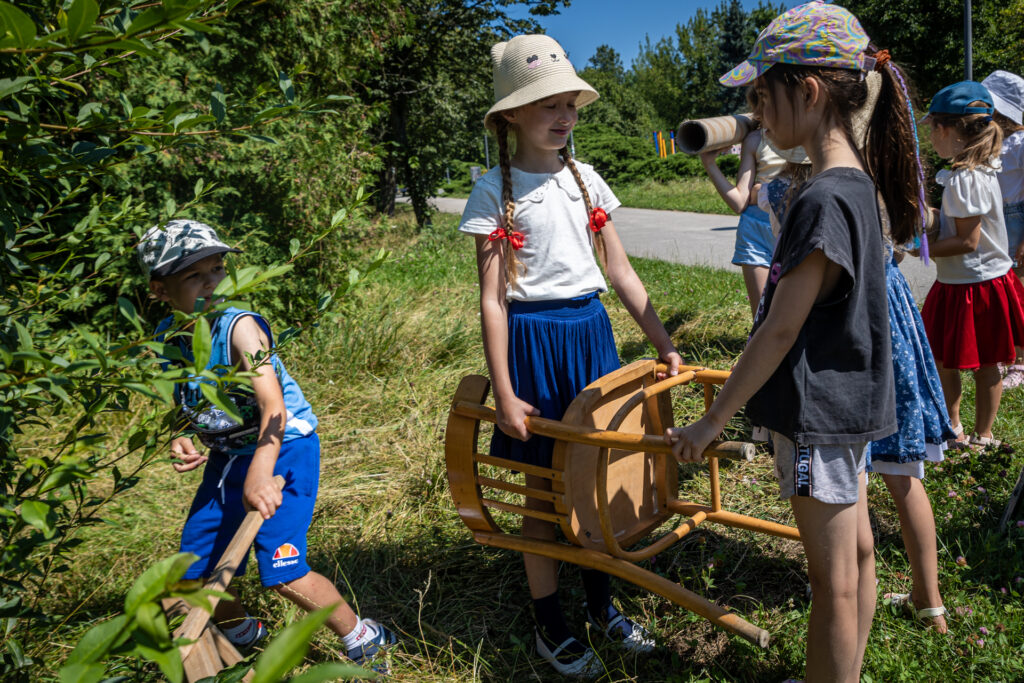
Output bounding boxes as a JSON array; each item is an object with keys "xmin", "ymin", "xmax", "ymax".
[{"xmin": 428, "ymin": 196, "xmax": 938, "ymax": 302}]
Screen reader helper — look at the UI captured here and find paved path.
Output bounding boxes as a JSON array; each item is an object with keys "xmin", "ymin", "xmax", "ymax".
[{"xmin": 429, "ymin": 196, "xmax": 937, "ymax": 302}]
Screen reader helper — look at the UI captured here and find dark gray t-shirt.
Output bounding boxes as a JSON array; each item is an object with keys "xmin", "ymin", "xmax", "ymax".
[{"xmin": 746, "ymin": 167, "xmax": 896, "ymax": 444}]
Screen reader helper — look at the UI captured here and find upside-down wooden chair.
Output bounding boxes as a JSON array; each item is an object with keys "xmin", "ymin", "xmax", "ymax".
[
  {"xmin": 161, "ymin": 475, "xmax": 285, "ymax": 681},
  {"xmin": 445, "ymin": 359, "xmax": 800, "ymax": 647}
]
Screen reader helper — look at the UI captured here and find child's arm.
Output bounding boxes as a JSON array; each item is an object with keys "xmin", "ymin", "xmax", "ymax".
[
  {"xmin": 666, "ymin": 250, "xmax": 839, "ymax": 462},
  {"xmin": 700, "ymin": 130, "xmax": 760, "ymax": 214},
  {"xmin": 600, "ymin": 220, "xmax": 683, "ymax": 377},
  {"xmin": 925, "ymin": 215, "xmax": 983, "ymax": 258},
  {"xmin": 231, "ymin": 316, "xmax": 285, "ymax": 520},
  {"xmin": 170, "ymin": 435, "xmax": 207, "ymax": 473},
  {"xmin": 475, "ymin": 235, "xmax": 540, "ymax": 441}
]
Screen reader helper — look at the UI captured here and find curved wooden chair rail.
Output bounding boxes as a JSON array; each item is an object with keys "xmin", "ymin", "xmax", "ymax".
[{"xmin": 444, "ymin": 359, "xmax": 799, "ymax": 649}]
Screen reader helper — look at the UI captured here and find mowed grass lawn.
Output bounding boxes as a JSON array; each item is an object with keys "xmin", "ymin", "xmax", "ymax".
[{"xmin": 37, "ymin": 210, "xmax": 1024, "ymax": 681}]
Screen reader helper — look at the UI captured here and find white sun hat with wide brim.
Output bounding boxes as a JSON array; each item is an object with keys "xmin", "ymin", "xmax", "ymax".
[{"xmin": 484, "ymin": 34, "xmax": 599, "ymax": 130}]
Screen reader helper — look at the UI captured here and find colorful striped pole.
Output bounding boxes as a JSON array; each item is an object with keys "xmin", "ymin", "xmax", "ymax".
[{"xmin": 669, "ymin": 130, "xmax": 676, "ymax": 155}]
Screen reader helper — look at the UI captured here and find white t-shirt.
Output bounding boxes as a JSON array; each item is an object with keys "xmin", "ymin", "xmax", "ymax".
[
  {"xmin": 998, "ymin": 130, "xmax": 1024, "ymax": 206},
  {"xmin": 458, "ymin": 162, "xmax": 621, "ymax": 301},
  {"xmin": 934, "ymin": 159, "xmax": 1012, "ymax": 284}
]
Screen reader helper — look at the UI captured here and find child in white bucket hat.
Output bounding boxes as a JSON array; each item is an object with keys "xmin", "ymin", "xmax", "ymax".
[
  {"xmin": 459, "ymin": 33, "xmax": 683, "ymax": 677},
  {"xmin": 981, "ymin": 70, "xmax": 1024, "ymax": 388}
]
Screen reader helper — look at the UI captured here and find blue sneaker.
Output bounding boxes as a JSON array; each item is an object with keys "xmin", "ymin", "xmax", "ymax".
[{"xmin": 346, "ymin": 619, "xmax": 398, "ymax": 675}]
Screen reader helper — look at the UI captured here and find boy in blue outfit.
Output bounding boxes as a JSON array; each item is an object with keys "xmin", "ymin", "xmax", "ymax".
[{"xmin": 137, "ymin": 219, "xmax": 397, "ymax": 668}]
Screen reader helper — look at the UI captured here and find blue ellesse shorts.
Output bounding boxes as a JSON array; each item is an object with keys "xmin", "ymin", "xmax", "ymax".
[
  {"xmin": 180, "ymin": 433, "xmax": 320, "ymax": 587},
  {"xmin": 732, "ymin": 205, "xmax": 776, "ymax": 268}
]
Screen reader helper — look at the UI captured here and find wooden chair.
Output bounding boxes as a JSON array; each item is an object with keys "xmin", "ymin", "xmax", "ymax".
[
  {"xmin": 445, "ymin": 359, "xmax": 800, "ymax": 647},
  {"xmin": 162, "ymin": 475, "xmax": 284, "ymax": 681}
]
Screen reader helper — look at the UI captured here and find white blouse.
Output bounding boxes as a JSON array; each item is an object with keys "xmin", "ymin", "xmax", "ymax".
[
  {"xmin": 459, "ymin": 161, "xmax": 621, "ymax": 301},
  {"xmin": 934, "ymin": 159, "xmax": 1012, "ymax": 284}
]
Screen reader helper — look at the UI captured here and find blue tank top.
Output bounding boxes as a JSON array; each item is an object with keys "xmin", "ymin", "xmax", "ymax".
[{"xmin": 155, "ymin": 307, "xmax": 318, "ymax": 455}]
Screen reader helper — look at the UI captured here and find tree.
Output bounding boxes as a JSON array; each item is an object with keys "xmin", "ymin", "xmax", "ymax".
[
  {"xmin": 367, "ymin": 0, "xmax": 571, "ymax": 227},
  {"xmin": 0, "ymin": 1, "xmax": 383, "ymax": 679},
  {"xmin": 587, "ymin": 44, "xmax": 625, "ymax": 83}
]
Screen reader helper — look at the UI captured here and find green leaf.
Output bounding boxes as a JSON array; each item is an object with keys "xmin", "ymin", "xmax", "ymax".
[
  {"xmin": 0, "ymin": 76, "xmax": 32, "ymax": 101},
  {"xmin": 289, "ymin": 238, "xmax": 300, "ymax": 258},
  {"xmin": 0, "ymin": 2, "xmax": 37, "ymax": 49},
  {"xmin": 289, "ymin": 661, "xmax": 374, "ymax": 683},
  {"xmin": 251, "ymin": 607, "xmax": 333, "ymax": 683},
  {"xmin": 66, "ymin": 0, "xmax": 100, "ymax": 42},
  {"xmin": 191, "ymin": 316, "xmax": 211, "ymax": 371},
  {"xmin": 210, "ymin": 84, "xmax": 226, "ymax": 123},
  {"xmin": 20, "ymin": 500, "xmax": 54, "ymax": 536},
  {"xmin": 124, "ymin": 553, "xmax": 197, "ymax": 615},
  {"xmin": 63, "ymin": 614, "xmax": 129, "ymax": 666},
  {"xmin": 132, "ymin": 641, "xmax": 183, "ymax": 683},
  {"xmin": 199, "ymin": 383, "xmax": 242, "ymax": 424},
  {"xmin": 117, "ymin": 297, "xmax": 144, "ymax": 333},
  {"xmin": 193, "ymin": 177, "xmax": 205, "ymax": 199},
  {"xmin": 278, "ymin": 71, "xmax": 295, "ymax": 103},
  {"xmin": 134, "ymin": 601, "xmax": 169, "ymax": 644},
  {"xmin": 58, "ymin": 663, "xmax": 106, "ymax": 683}
]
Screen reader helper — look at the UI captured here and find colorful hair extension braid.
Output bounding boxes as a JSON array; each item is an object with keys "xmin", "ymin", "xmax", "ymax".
[{"xmin": 884, "ymin": 56, "xmax": 930, "ymax": 264}]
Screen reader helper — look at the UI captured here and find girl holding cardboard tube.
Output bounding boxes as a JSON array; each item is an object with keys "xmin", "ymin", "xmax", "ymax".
[{"xmin": 701, "ymin": 115, "xmax": 791, "ymax": 318}]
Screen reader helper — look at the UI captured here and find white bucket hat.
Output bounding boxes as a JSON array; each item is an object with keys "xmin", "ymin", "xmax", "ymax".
[
  {"xmin": 484, "ymin": 34, "xmax": 598, "ymax": 130},
  {"xmin": 982, "ymin": 70, "xmax": 1024, "ymax": 125}
]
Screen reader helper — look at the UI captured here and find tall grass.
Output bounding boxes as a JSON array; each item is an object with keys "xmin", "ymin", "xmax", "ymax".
[
  {"xmin": 614, "ymin": 179, "xmax": 733, "ymax": 215},
  {"xmin": 30, "ymin": 210, "xmax": 1024, "ymax": 681}
]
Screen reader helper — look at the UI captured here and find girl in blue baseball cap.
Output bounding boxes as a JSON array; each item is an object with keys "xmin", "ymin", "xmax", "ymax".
[{"xmin": 920, "ymin": 80, "xmax": 1024, "ymax": 450}]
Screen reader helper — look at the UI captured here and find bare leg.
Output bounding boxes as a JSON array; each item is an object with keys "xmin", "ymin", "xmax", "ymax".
[
  {"xmin": 740, "ymin": 264, "xmax": 769, "ymax": 320},
  {"xmin": 790, "ymin": 479, "xmax": 872, "ymax": 683},
  {"xmin": 881, "ymin": 473, "xmax": 947, "ymax": 633},
  {"xmin": 937, "ymin": 363, "xmax": 964, "ymax": 438},
  {"xmin": 853, "ymin": 473, "xmax": 875, "ymax": 675},
  {"xmin": 273, "ymin": 571, "xmax": 359, "ymax": 638},
  {"xmin": 522, "ymin": 474, "xmax": 559, "ymax": 599},
  {"xmin": 973, "ymin": 364, "xmax": 1003, "ymax": 438}
]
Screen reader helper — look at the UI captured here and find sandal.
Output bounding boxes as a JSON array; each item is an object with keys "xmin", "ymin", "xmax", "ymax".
[
  {"xmin": 947, "ymin": 424, "xmax": 969, "ymax": 450},
  {"xmin": 969, "ymin": 434, "xmax": 1002, "ymax": 450},
  {"xmin": 535, "ymin": 630, "xmax": 602, "ymax": 679},
  {"xmin": 884, "ymin": 593, "xmax": 948, "ymax": 632}
]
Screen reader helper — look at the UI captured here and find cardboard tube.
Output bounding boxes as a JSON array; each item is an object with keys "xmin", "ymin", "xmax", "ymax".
[{"xmin": 677, "ymin": 114, "xmax": 754, "ymax": 154}]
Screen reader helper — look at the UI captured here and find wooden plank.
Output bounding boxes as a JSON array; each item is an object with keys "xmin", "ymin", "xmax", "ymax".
[
  {"xmin": 475, "ymin": 453, "xmax": 563, "ymax": 480},
  {"xmin": 453, "ymin": 401, "xmax": 753, "ymax": 461},
  {"xmin": 182, "ymin": 628, "xmax": 222, "ymax": 681},
  {"xmin": 475, "ymin": 475, "xmax": 560, "ymax": 503},
  {"xmin": 176, "ymin": 474, "xmax": 285, "ymax": 661},
  {"xmin": 482, "ymin": 497, "xmax": 567, "ymax": 524}
]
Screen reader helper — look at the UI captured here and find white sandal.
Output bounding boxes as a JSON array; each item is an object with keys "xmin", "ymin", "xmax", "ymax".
[{"xmin": 535, "ymin": 630, "xmax": 602, "ymax": 678}]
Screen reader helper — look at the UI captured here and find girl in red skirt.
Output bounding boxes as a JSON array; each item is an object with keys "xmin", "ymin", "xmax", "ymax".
[{"xmin": 921, "ymin": 80, "xmax": 1024, "ymax": 447}]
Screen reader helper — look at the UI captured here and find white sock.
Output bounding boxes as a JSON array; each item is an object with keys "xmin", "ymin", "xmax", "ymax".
[
  {"xmin": 342, "ymin": 618, "xmax": 377, "ymax": 651},
  {"xmin": 221, "ymin": 615, "xmax": 259, "ymax": 646}
]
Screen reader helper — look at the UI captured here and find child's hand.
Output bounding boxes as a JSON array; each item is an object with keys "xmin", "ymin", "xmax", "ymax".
[
  {"xmin": 656, "ymin": 350, "xmax": 684, "ymax": 379},
  {"xmin": 664, "ymin": 415, "xmax": 722, "ymax": 463},
  {"xmin": 170, "ymin": 436, "xmax": 207, "ymax": 473},
  {"xmin": 244, "ymin": 470, "xmax": 282, "ymax": 520},
  {"xmin": 495, "ymin": 395, "xmax": 540, "ymax": 442}
]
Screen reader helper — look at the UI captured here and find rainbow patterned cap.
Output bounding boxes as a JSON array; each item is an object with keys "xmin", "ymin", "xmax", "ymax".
[{"xmin": 720, "ymin": 1, "xmax": 874, "ymax": 88}]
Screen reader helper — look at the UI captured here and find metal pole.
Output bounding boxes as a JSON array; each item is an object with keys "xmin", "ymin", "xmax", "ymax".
[
  {"xmin": 484, "ymin": 133, "xmax": 490, "ymax": 168},
  {"xmin": 964, "ymin": 0, "xmax": 972, "ymax": 81}
]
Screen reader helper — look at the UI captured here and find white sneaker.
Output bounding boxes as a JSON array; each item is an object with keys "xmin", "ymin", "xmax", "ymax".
[
  {"xmin": 535, "ymin": 630, "xmax": 602, "ymax": 678},
  {"xmin": 585, "ymin": 604, "xmax": 655, "ymax": 654}
]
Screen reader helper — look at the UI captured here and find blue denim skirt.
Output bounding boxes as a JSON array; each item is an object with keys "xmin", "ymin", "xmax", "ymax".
[{"xmin": 490, "ymin": 292, "xmax": 621, "ymax": 468}]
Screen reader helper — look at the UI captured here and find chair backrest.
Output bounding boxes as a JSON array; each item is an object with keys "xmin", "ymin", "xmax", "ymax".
[{"xmin": 554, "ymin": 359, "xmax": 676, "ymax": 553}]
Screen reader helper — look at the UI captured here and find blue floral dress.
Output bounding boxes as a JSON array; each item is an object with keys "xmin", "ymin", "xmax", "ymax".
[{"xmin": 868, "ymin": 243, "xmax": 956, "ymax": 474}]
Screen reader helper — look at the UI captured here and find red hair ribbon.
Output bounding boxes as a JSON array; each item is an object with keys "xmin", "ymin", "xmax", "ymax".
[
  {"xmin": 488, "ymin": 227, "xmax": 525, "ymax": 250},
  {"xmin": 873, "ymin": 49, "xmax": 891, "ymax": 70},
  {"xmin": 589, "ymin": 207, "xmax": 608, "ymax": 233}
]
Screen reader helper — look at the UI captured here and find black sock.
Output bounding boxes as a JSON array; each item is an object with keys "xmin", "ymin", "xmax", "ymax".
[
  {"xmin": 533, "ymin": 592, "xmax": 572, "ymax": 645},
  {"xmin": 581, "ymin": 569, "xmax": 611, "ymax": 619}
]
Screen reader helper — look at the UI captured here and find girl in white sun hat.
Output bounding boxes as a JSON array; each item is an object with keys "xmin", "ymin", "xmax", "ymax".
[
  {"xmin": 981, "ymin": 70, "xmax": 1024, "ymax": 389},
  {"xmin": 458, "ymin": 33, "xmax": 682, "ymax": 678}
]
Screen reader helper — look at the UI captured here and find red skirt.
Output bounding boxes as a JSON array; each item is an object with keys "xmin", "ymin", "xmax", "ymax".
[{"xmin": 921, "ymin": 271, "xmax": 1024, "ymax": 369}]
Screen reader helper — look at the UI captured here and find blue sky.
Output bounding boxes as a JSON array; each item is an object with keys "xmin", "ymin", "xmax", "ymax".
[{"xmin": 506, "ymin": 1, "xmax": 798, "ymax": 71}]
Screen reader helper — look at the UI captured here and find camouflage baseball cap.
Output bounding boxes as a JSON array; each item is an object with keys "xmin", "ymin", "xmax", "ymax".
[
  {"xmin": 719, "ymin": 1, "xmax": 874, "ymax": 88},
  {"xmin": 136, "ymin": 219, "xmax": 241, "ymax": 279}
]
